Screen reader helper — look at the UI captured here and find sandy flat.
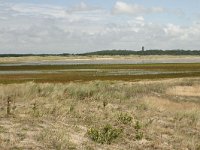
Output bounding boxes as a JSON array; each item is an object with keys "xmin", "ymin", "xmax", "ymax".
[{"xmin": 167, "ymin": 85, "xmax": 200, "ymax": 97}]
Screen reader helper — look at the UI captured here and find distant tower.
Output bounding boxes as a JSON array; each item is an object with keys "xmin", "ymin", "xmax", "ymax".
[{"xmin": 142, "ymin": 46, "xmax": 145, "ymax": 51}]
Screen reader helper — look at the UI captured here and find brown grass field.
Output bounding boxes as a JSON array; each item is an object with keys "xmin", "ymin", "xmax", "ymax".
[{"xmin": 0, "ymin": 77, "xmax": 200, "ymax": 149}]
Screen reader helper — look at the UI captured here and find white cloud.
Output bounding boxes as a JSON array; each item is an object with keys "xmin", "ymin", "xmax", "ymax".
[
  {"xmin": 112, "ymin": 1, "xmax": 165, "ymax": 15},
  {"xmin": 112, "ymin": 1, "xmax": 145, "ymax": 15},
  {"xmin": 10, "ymin": 3, "xmax": 67, "ymax": 18},
  {"xmin": 135, "ymin": 16, "xmax": 144, "ymax": 21},
  {"xmin": 164, "ymin": 23, "xmax": 199, "ymax": 41},
  {"xmin": 67, "ymin": 2, "xmax": 101, "ymax": 13}
]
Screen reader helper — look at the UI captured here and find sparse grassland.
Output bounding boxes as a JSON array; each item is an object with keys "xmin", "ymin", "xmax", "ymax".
[{"xmin": 0, "ymin": 78, "xmax": 200, "ymax": 149}]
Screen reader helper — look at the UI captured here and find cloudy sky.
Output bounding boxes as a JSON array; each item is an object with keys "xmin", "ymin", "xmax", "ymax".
[{"xmin": 0, "ymin": 0, "xmax": 200, "ymax": 54}]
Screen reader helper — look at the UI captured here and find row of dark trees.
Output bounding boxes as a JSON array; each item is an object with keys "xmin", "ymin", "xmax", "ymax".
[
  {"xmin": 79, "ymin": 50, "xmax": 200, "ymax": 56},
  {"xmin": 1, "ymin": 50, "xmax": 200, "ymax": 57}
]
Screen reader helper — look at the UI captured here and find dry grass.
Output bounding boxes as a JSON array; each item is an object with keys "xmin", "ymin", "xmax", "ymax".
[{"xmin": 0, "ymin": 78, "xmax": 200, "ymax": 149}]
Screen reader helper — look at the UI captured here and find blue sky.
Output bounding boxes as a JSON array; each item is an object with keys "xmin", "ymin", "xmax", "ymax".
[{"xmin": 0, "ymin": 0, "xmax": 200, "ymax": 53}]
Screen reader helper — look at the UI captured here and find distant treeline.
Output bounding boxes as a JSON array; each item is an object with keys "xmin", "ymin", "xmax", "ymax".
[
  {"xmin": 79, "ymin": 50, "xmax": 200, "ymax": 56},
  {"xmin": 1, "ymin": 50, "xmax": 200, "ymax": 57}
]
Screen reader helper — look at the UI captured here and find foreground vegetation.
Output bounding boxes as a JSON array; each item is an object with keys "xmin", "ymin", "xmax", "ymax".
[{"xmin": 0, "ymin": 78, "xmax": 200, "ymax": 149}]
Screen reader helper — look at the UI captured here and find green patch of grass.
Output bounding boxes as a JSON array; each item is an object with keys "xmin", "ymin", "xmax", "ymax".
[
  {"xmin": 87, "ymin": 124, "xmax": 122, "ymax": 144},
  {"xmin": 134, "ymin": 121, "xmax": 143, "ymax": 140},
  {"xmin": 117, "ymin": 113, "xmax": 133, "ymax": 124},
  {"xmin": 136, "ymin": 103, "xmax": 149, "ymax": 111},
  {"xmin": 0, "ymin": 125, "xmax": 6, "ymax": 133}
]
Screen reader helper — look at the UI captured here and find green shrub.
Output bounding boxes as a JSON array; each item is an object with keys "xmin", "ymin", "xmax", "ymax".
[
  {"xmin": 87, "ymin": 124, "xmax": 122, "ymax": 144},
  {"xmin": 136, "ymin": 103, "xmax": 148, "ymax": 111},
  {"xmin": 118, "ymin": 113, "xmax": 133, "ymax": 124},
  {"xmin": 196, "ymin": 144, "xmax": 200, "ymax": 150},
  {"xmin": 134, "ymin": 121, "xmax": 143, "ymax": 140},
  {"xmin": 0, "ymin": 126, "xmax": 5, "ymax": 133},
  {"xmin": 32, "ymin": 102, "xmax": 40, "ymax": 117}
]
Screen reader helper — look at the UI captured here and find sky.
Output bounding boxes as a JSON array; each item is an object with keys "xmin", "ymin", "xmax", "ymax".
[{"xmin": 0, "ymin": 0, "xmax": 200, "ymax": 54}]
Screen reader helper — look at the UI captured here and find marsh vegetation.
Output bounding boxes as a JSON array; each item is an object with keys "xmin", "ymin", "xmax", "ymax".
[{"xmin": 1, "ymin": 63, "xmax": 200, "ymax": 83}]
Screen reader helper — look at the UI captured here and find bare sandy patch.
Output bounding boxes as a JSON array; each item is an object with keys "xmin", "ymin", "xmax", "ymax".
[
  {"xmin": 167, "ymin": 85, "xmax": 200, "ymax": 97},
  {"xmin": 143, "ymin": 96, "xmax": 199, "ymax": 112}
]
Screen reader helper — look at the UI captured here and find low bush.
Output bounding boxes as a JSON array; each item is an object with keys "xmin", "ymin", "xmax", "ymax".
[
  {"xmin": 87, "ymin": 124, "xmax": 122, "ymax": 144},
  {"xmin": 118, "ymin": 113, "xmax": 133, "ymax": 124},
  {"xmin": 134, "ymin": 121, "xmax": 143, "ymax": 140}
]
